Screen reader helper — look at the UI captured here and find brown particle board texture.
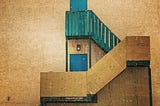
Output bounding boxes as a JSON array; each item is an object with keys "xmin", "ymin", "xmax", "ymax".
[
  {"xmin": 126, "ymin": 36, "xmax": 150, "ymax": 60},
  {"xmin": 40, "ymin": 72, "xmax": 87, "ymax": 97},
  {"xmin": 47, "ymin": 67, "xmax": 150, "ymax": 106}
]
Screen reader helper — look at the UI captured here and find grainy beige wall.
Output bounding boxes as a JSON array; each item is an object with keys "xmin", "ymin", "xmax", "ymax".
[
  {"xmin": 0, "ymin": 0, "xmax": 69, "ymax": 105},
  {"xmin": 0, "ymin": 0, "xmax": 160, "ymax": 105}
]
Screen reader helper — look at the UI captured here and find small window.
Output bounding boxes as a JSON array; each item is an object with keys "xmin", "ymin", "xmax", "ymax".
[{"xmin": 70, "ymin": 0, "xmax": 87, "ymax": 11}]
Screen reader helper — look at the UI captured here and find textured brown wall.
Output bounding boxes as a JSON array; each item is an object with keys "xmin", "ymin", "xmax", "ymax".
[
  {"xmin": 0, "ymin": 0, "xmax": 160, "ymax": 105},
  {"xmin": 0, "ymin": 0, "xmax": 69, "ymax": 105}
]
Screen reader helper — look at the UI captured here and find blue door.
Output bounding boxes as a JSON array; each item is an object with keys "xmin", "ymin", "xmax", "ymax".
[
  {"xmin": 70, "ymin": 54, "xmax": 88, "ymax": 72},
  {"xmin": 70, "ymin": 0, "xmax": 87, "ymax": 11}
]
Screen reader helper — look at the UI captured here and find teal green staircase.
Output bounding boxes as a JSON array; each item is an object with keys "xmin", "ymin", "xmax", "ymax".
[{"xmin": 65, "ymin": 10, "xmax": 121, "ymax": 51}]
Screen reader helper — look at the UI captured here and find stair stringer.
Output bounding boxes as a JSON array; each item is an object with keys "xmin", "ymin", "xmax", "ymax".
[
  {"xmin": 87, "ymin": 38, "xmax": 127, "ymax": 94},
  {"xmin": 87, "ymin": 36, "xmax": 150, "ymax": 95}
]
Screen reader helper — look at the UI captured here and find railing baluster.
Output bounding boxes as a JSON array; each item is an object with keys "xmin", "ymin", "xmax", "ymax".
[
  {"xmin": 65, "ymin": 12, "xmax": 69, "ymax": 35},
  {"xmin": 83, "ymin": 12, "xmax": 85, "ymax": 35},
  {"xmin": 98, "ymin": 19, "xmax": 100, "ymax": 39},
  {"xmin": 101, "ymin": 24, "xmax": 104, "ymax": 48},
  {"xmin": 104, "ymin": 27, "xmax": 106, "ymax": 44},
  {"xmin": 77, "ymin": 12, "xmax": 80, "ymax": 35},
  {"xmin": 86, "ymin": 11, "xmax": 89, "ymax": 35},
  {"xmin": 108, "ymin": 30, "xmax": 110, "ymax": 49},
  {"xmin": 113, "ymin": 34, "xmax": 115, "ymax": 47},
  {"xmin": 106, "ymin": 28, "xmax": 109, "ymax": 51},
  {"xmin": 117, "ymin": 38, "xmax": 120, "ymax": 44},
  {"xmin": 91, "ymin": 12, "xmax": 94, "ymax": 36},
  {"xmin": 97, "ymin": 18, "xmax": 99, "ymax": 39},
  {"xmin": 98, "ymin": 19, "xmax": 101, "ymax": 43},
  {"xmin": 82, "ymin": 13, "xmax": 85, "ymax": 35},
  {"xmin": 89, "ymin": 11, "xmax": 92, "ymax": 35},
  {"xmin": 73, "ymin": 12, "xmax": 75, "ymax": 35},
  {"xmin": 72, "ymin": 12, "xmax": 75, "ymax": 35},
  {"xmin": 94, "ymin": 16, "xmax": 96, "ymax": 37},
  {"xmin": 102, "ymin": 24, "xmax": 104, "ymax": 40},
  {"xmin": 93, "ymin": 15, "xmax": 97, "ymax": 36},
  {"xmin": 110, "ymin": 32, "xmax": 113, "ymax": 50},
  {"xmin": 117, "ymin": 37, "xmax": 119, "ymax": 45},
  {"xmin": 69, "ymin": 12, "xmax": 72, "ymax": 35},
  {"xmin": 114, "ymin": 35, "xmax": 117, "ymax": 46}
]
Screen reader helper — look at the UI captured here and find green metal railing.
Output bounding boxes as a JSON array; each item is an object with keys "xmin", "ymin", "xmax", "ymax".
[{"xmin": 65, "ymin": 10, "xmax": 121, "ymax": 51}]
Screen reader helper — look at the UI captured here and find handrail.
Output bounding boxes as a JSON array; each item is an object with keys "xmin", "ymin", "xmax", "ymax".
[{"xmin": 65, "ymin": 10, "xmax": 121, "ymax": 52}]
